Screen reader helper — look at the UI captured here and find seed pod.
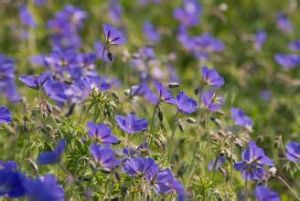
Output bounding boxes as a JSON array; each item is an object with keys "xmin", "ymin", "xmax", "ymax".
[
  {"xmin": 187, "ymin": 117, "xmax": 197, "ymax": 124},
  {"xmin": 168, "ymin": 82, "xmax": 180, "ymax": 89},
  {"xmin": 111, "ymin": 91, "xmax": 120, "ymax": 101},
  {"xmin": 107, "ymin": 52, "xmax": 113, "ymax": 61},
  {"xmin": 256, "ymin": 136, "xmax": 264, "ymax": 144},
  {"xmin": 178, "ymin": 120, "xmax": 184, "ymax": 132},
  {"xmin": 158, "ymin": 108, "xmax": 163, "ymax": 122},
  {"xmin": 46, "ymin": 102, "xmax": 52, "ymax": 114},
  {"xmin": 27, "ymin": 158, "xmax": 39, "ymax": 172}
]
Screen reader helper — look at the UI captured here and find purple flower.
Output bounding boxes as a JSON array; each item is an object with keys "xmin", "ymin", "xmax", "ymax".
[
  {"xmin": 19, "ymin": 5, "xmax": 36, "ymax": 28},
  {"xmin": 90, "ymin": 144, "xmax": 119, "ymax": 171},
  {"xmin": 143, "ymin": 21, "xmax": 160, "ymax": 43},
  {"xmin": 108, "ymin": 0, "xmax": 123, "ymax": 23},
  {"xmin": 0, "ymin": 106, "xmax": 12, "ymax": 124},
  {"xmin": 285, "ymin": 141, "xmax": 300, "ymax": 163},
  {"xmin": 154, "ymin": 168, "xmax": 185, "ymax": 201},
  {"xmin": 208, "ymin": 155, "xmax": 226, "ymax": 171},
  {"xmin": 23, "ymin": 174, "xmax": 64, "ymax": 201},
  {"xmin": 154, "ymin": 81, "xmax": 177, "ymax": 104},
  {"xmin": 201, "ymin": 90, "xmax": 224, "ymax": 112},
  {"xmin": 103, "ymin": 24, "xmax": 127, "ymax": 45},
  {"xmin": 174, "ymin": 0, "xmax": 202, "ymax": 27},
  {"xmin": 115, "ymin": 114, "xmax": 148, "ymax": 134},
  {"xmin": 255, "ymin": 185, "xmax": 280, "ymax": 201},
  {"xmin": 48, "ymin": 5, "xmax": 87, "ymax": 50},
  {"xmin": 201, "ymin": 66, "xmax": 224, "ymax": 88},
  {"xmin": 176, "ymin": 91, "xmax": 198, "ymax": 114},
  {"xmin": 260, "ymin": 90, "xmax": 272, "ymax": 101},
  {"xmin": 87, "ymin": 122, "xmax": 120, "ymax": 145},
  {"xmin": 274, "ymin": 54, "xmax": 300, "ymax": 69},
  {"xmin": 19, "ymin": 72, "xmax": 51, "ymax": 90},
  {"xmin": 43, "ymin": 78, "xmax": 68, "ymax": 103},
  {"xmin": 277, "ymin": 13, "xmax": 293, "ymax": 34},
  {"xmin": 37, "ymin": 139, "xmax": 67, "ymax": 165},
  {"xmin": 123, "ymin": 157, "xmax": 159, "ymax": 181},
  {"xmin": 130, "ymin": 83, "xmax": 159, "ymax": 105},
  {"xmin": 234, "ymin": 141, "xmax": 274, "ymax": 181},
  {"xmin": 288, "ymin": 40, "xmax": 300, "ymax": 51},
  {"xmin": 0, "ymin": 165, "xmax": 26, "ymax": 198},
  {"xmin": 231, "ymin": 107, "xmax": 253, "ymax": 130},
  {"xmin": 0, "ymin": 54, "xmax": 20, "ymax": 102},
  {"xmin": 254, "ymin": 30, "xmax": 267, "ymax": 50},
  {"xmin": 0, "ymin": 160, "xmax": 18, "ymax": 170}
]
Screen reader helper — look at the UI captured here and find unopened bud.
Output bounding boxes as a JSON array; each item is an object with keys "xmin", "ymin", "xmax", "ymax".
[
  {"xmin": 158, "ymin": 108, "xmax": 163, "ymax": 122},
  {"xmin": 187, "ymin": 117, "xmax": 197, "ymax": 124},
  {"xmin": 168, "ymin": 82, "xmax": 180, "ymax": 89}
]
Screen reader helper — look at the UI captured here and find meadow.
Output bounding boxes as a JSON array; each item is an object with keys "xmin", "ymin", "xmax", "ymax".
[{"xmin": 0, "ymin": 0, "xmax": 300, "ymax": 200}]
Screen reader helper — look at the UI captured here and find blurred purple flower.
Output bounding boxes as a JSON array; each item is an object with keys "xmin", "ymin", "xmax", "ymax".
[
  {"xmin": 123, "ymin": 157, "xmax": 159, "ymax": 181},
  {"xmin": 285, "ymin": 141, "xmax": 300, "ymax": 163},
  {"xmin": 0, "ymin": 54, "xmax": 20, "ymax": 102},
  {"xmin": 103, "ymin": 24, "xmax": 127, "ymax": 45},
  {"xmin": 0, "ymin": 106, "xmax": 12, "ymax": 124},
  {"xmin": 138, "ymin": 0, "xmax": 161, "ymax": 5},
  {"xmin": 0, "ymin": 167, "xmax": 26, "ymax": 198},
  {"xmin": 234, "ymin": 141, "xmax": 274, "ymax": 181},
  {"xmin": 201, "ymin": 66, "xmax": 224, "ymax": 88},
  {"xmin": 90, "ymin": 144, "xmax": 119, "ymax": 172},
  {"xmin": 174, "ymin": 0, "xmax": 202, "ymax": 27},
  {"xmin": 176, "ymin": 91, "xmax": 198, "ymax": 114},
  {"xmin": 19, "ymin": 72, "xmax": 51, "ymax": 90},
  {"xmin": 23, "ymin": 174, "xmax": 64, "ymax": 201},
  {"xmin": 35, "ymin": 0, "xmax": 47, "ymax": 6},
  {"xmin": 43, "ymin": 78, "xmax": 68, "ymax": 103},
  {"xmin": 254, "ymin": 30, "xmax": 267, "ymax": 50},
  {"xmin": 274, "ymin": 54, "xmax": 300, "ymax": 69},
  {"xmin": 87, "ymin": 122, "xmax": 120, "ymax": 145},
  {"xmin": 108, "ymin": 0, "xmax": 123, "ymax": 23},
  {"xmin": 288, "ymin": 40, "xmax": 300, "ymax": 51},
  {"xmin": 143, "ymin": 21, "xmax": 160, "ymax": 43},
  {"xmin": 231, "ymin": 107, "xmax": 253, "ymax": 130},
  {"xmin": 19, "ymin": 5, "xmax": 36, "ymax": 28},
  {"xmin": 260, "ymin": 90, "xmax": 272, "ymax": 101},
  {"xmin": 255, "ymin": 185, "xmax": 280, "ymax": 201},
  {"xmin": 208, "ymin": 155, "xmax": 226, "ymax": 171},
  {"xmin": 130, "ymin": 82, "xmax": 159, "ymax": 105},
  {"xmin": 154, "ymin": 81, "xmax": 177, "ymax": 104},
  {"xmin": 201, "ymin": 90, "xmax": 224, "ymax": 112},
  {"xmin": 0, "ymin": 160, "xmax": 18, "ymax": 170},
  {"xmin": 277, "ymin": 13, "xmax": 293, "ymax": 34},
  {"xmin": 37, "ymin": 139, "xmax": 67, "ymax": 165},
  {"xmin": 154, "ymin": 168, "xmax": 185, "ymax": 201},
  {"xmin": 115, "ymin": 114, "xmax": 148, "ymax": 134}
]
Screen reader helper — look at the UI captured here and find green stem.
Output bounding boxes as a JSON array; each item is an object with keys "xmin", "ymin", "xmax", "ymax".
[
  {"xmin": 168, "ymin": 111, "xmax": 179, "ymax": 161},
  {"xmin": 148, "ymin": 101, "xmax": 161, "ymax": 146},
  {"xmin": 277, "ymin": 175, "xmax": 300, "ymax": 200}
]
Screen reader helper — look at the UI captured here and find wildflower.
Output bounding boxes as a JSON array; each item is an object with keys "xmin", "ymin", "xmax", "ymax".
[
  {"xmin": 108, "ymin": 0, "xmax": 123, "ymax": 23},
  {"xmin": 103, "ymin": 24, "xmax": 127, "ymax": 46},
  {"xmin": 201, "ymin": 66, "xmax": 224, "ymax": 88},
  {"xmin": 19, "ymin": 72, "xmax": 51, "ymax": 90},
  {"xmin": 285, "ymin": 141, "xmax": 300, "ymax": 163},
  {"xmin": 115, "ymin": 114, "xmax": 148, "ymax": 134},
  {"xmin": 288, "ymin": 40, "xmax": 300, "ymax": 51},
  {"xmin": 234, "ymin": 141, "xmax": 274, "ymax": 180},
  {"xmin": 143, "ymin": 21, "xmax": 160, "ymax": 43},
  {"xmin": 255, "ymin": 185, "xmax": 280, "ymax": 201},
  {"xmin": 208, "ymin": 155, "xmax": 226, "ymax": 171},
  {"xmin": 231, "ymin": 107, "xmax": 253, "ymax": 130},
  {"xmin": 123, "ymin": 157, "xmax": 159, "ymax": 180},
  {"xmin": 0, "ymin": 106, "xmax": 12, "ymax": 124},
  {"xmin": 254, "ymin": 30, "xmax": 267, "ymax": 50},
  {"xmin": 174, "ymin": 0, "xmax": 202, "ymax": 26},
  {"xmin": 274, "ymin": 54, "xmax": 300, "ymax": 69},
  {"xmin": 87, "ymin": 122, "xmax": 120, "ymax": 145},
  {"xmin": 94, "ymin": 41, "xmax": 112, "ymax": 62},
  {"xmin": 23, "ymin": 174, "xmax": 64, "ymax": 201},
  {"xmin": 90, "ymin": 144, "xmax": 119, "ymax": 172},
  {"xmin": 0, "ymin": 167, "xmax": 26, "ymax": 198},
  {"xmin": 0, "ymin": 54, "xmax": 20, "ymax": 102},
  {"xmin": 19, "ymin": 5, "xmax": 36, "ymax": 28},
  {"xmin": 176, "ymin": 91, "xmax": 198, "ymax": 114},
  {"xmin": 276, "ymin": 13, "xmax": 293, "ymax": 33},
  {"xmin": 154, "ymin": 81, "xmax": 177, "ymax": 104},
  {"xmin": 201, "ymin": 90, "xmax": 224, "ymax": 112},
  {"xmin": 37, "ymin": 139, "xmax": 67, "ymax": 165},
  {"xmin": 154, "ymin": 168, "xmax": 185, "ymax": 201}
]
